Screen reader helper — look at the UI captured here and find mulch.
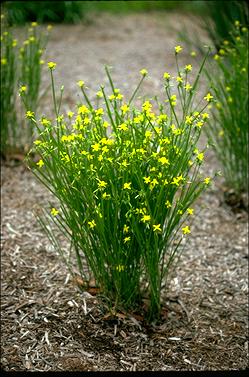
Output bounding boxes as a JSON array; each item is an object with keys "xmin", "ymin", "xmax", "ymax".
[{"xmin": 1, "ymin": 11, "xmax": 248, "ymax": 371}]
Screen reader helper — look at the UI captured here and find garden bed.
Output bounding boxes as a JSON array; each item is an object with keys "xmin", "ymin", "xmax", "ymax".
[{"xmin": 1, "ymin": 12, "xmax": 248, "ymax": 371}]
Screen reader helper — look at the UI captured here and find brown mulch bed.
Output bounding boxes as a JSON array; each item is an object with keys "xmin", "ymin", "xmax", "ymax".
[{"xmin": 1, "ymin": 12, "xmax": 248, "ymax": 371}]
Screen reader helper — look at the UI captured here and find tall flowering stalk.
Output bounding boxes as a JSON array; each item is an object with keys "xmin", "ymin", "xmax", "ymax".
[
  {"xmin": 205, "ymin": 22, "xmax": 248, "ymax": 198},
  {"xmin": 26, "ymin": 48, "xmax": 215, "ymax": 321}
]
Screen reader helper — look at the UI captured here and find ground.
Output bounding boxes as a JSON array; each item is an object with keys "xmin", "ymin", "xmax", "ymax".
[{"xmin": 1, "ymin": 12, "xmax": 248, "ymax": 371}]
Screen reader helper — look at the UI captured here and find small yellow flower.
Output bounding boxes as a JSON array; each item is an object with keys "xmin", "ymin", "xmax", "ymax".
[
  {"xmin": 123, "ymin": 224, "xmax": 129, "ymax": 233},
  {"xmin": 96, "ymin": 90, "xmax": 103, "ymax": 98},
  {"xmin": 88, "ymin": 220, "xmax": 96, "ymax": 229},
  {"xmin": 190, "ymin": 51, "xmax": 196, "ymax": 57},
  {"xmin": 121, "ymin": 103, "xmax": 130, "ymax": 114},
  {"xmin": 124, "ymin": 236, "xmax": 131, "ymax": 243},
  {"xmin": 175, "ymin": 45, "xmax": 183, "ymax": 54},
  {"xmin": 91, "ymin": 143, "xmax": 101, "ymax": 152},
  {"xmin": 204, "ymin": 177, "xmax": 211, "ymax": 185},
  {"xmin": 176, "ymin": 76, "xmax": 183, "ymax": 83},
  {"xmin": 140, "ymin": 68, "xmax": 148, "ymax": 76},
  {"xmin": 36, "ymin": 159, "xmax": 44, "ymax": 168},
  {"xmin": 184, "ymin": 83, "xmax": 192, "ymax": 91},
  {"xmin": 197, "ymin": 152, "xmax": 204, "ymax": 162},
  {"xmin": 153, "ymin": 224, "xmax": 162, "ymax": 232},
  {"xmin": 123, "ymin": 182, "xmax": 132, "ymax": 190},
  {"xmin": 1, "ymin": 58, "xmax": 7, "ymax": 65},
  {"xmin": 39, "ymin": 59, "xmax": 44, "ymax": 65},
  {"xmin": 187, "ymin": 208, "xmax": 194, "ymax": 215},
  {"xmin": 165, "ymin": 200, "xmax": 171, "ymax": 208},
  {"xmin": 141, "ymin": 214, "xmax": 151, "ymax": 223},
  {"xmin": 182, "ymin": 225, "xmax": 191, "ymax": 234},
  {"xmin": 102, "ymin": 192, "xmax": 110, "ymax": 199},
  {"xmin": 67, "ymin": 111, "xmax": 74, "ymax": 118},
  {"xmin": 143, "ymin": 176, "xmax": 151, "ymax": 184},
  {"xmin": 98, "ymin": 180, "xmax": 107, "ymax": 189},
  {"xmin": 163, "ymin": 72, "xmax": 171, "ymax": 80},
  {"xmin": 26, "ymin": 110, "xmax": 35, "ymax": 119},
  {"xmin": 47, "ymin": 61, "xmax": 56, "ymax": 70},
  {"xmin": 118, "ymin": 123, "xmax": 128, "ymax": 131},
  {"xmin": 31, "ymin": 22, "xmax": 38, "ymax": 27},
  {"xmin": 19, "ymin": 85, "xmax": 27, "ymax": 94},
  {"xmin": 51, "ymin": 207, "xmax": 59, "ymax": 216},
  {"xmin": 158, "ymin": 156, "xmax": 170, "ymax": 165},
  {"xmin": 204, "ymin": 93, "xmax": 214, "ymax": 102},
  {"xmin": 77, "ymin": 80, "xmax": 85, "ymax": 87},
  {"xmin": 116, "ymin": 264, "xmax": 125, "ymax": 272},
  {"xmin": 202, "ymin": 112, "xmax": 209, "ymax": 120},
  {"xmin": 185, "ymin": 64, "xmax": 192, "ymax": 72}
]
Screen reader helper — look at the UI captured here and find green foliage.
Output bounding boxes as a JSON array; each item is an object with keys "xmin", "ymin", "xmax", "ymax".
[
  {"xmin": 0, "ymin": 28, "xmax": 18, "ymax": 155},
  {"xmin": 3, "ymin": 0, "xmax": 207, "ymax": 25},
  {"xmin": 4, "ymin": 1, "xmax": 84, "ymax": 25},
  {"xmin": 202, "ymin": 0, "xmax": 248, "ymax": 50},
  {"xmin": 205, "ymin": 22, "xmax": 248, "ymax": 196},
  {"xmin": 25, "ymin": 48, "xmax": 215, "ymax": 322},
  {"xmin": 0, "ymin": 15, "xmax": 51, "ymax": 156}
]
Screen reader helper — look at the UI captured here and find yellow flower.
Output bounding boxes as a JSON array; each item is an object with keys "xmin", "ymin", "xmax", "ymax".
[
  {"xmin": 185, "ymin": 64, "xmax": 192, "ymax": 72},
  {"xmin": 153, "ymin": 224, "xmax": 162, "ymax": 232},
  {"xmin": 67, "ymin": 111, "xmax": 74, "ymax": 118},
  {"xmin": 26, "ymin": 110, "xmax": 35, "ymax": 119},
  {"xmin": 204, "ymin": 93, "xmax": 213, "ymax": 102},
  {"xmin": 40, "ymin": 118, "xmax": 51, "ymax": 127},
  {"xmin": 102, "ymin": 192, "xmax": 110, "ymax": 199},
  {"xmin": 123, "ymin": 224, "xmax": 129, "ymax": 233},
  {"xmin": 123, "ymin": 182, "xmax": 132, "ymax": 190},
  {"xmin": 51, "ymin": 207, "xmax": 59, "ymax": 216},
  {"xmin": 19, "ymin": 85, "xmax": 27, "ymax": 94},
  {"xmin": 197, "ymin": 152, "xmax": 204, "ymax": 162},
  {"xmin": 187, "ymin": 208, "xmax": 194, "ymax": 215},
  {"xmin": 78, "ymin": 105, "xmax": 90, "ymax": 115},
  {"xmin": 36, "ymin": 159, "xmax": 44, "ymax": 168},
  {"xmin": 141, "ymin": 214, "xmax": 151, "ymax": 223},
  {"xmin": 175, "ymin": 45, "xmax": 183, "ymax": 54},
  {"xmin": 96, "ymin": 90, "xmax": 103, "ymax": 98},
  {"xmin": 88, "ymin": 220, "xmax": 96, "ymax": 229},
  {"xmin": 98, "ymin": 180, "xmax": 107, "ymax": 189},
  {"xmin": 91, "ymin": 143, "xmax": 101, "ymax": 152},
  {"xmin": 31, "ymin": 22, "xmax": 38, "ymax": 27},
  {"xmin": 163, "ymin": 72, "xmax": 171, "ymax": 80},
  {"xmin": 121, "ymin": 104, "xmax": 130, "ymax": 114},
  {"xmin": 204, "ymin": 177, "xmax": 211, "ymax": 185},
  {"xmin": 39, "ymin": 59, "xmax": 44, "ymax": 65},
  {"xmin": 124, "ymin": 236, "xmax": 131, "ymax": 243},
  {"xmin": 1, "ymin": 58, "xmax": 7, "ymax": 65},
  {"xmin": 190, "ymin": 51, "xmax": 196, "ymax": 57},
  {"xmin": 143, "ymin": 176, "xmax": 151, "ymax": 184},
  {"xmin": 118, "ymin": 123, "xmax": 128, "ymax": 131},
  {"xmin": 176, "ymin": 76, "xmax": 183, "ymax": 83},
  {"xmin": 140, "ymin": 68, "xmax": 148, "ymax": 76},
  {"xmin": 165, "ymin": 200, "xmax": 171, "ymax": 208},
  {"xmin": 202, "ymin": 112, "xmax": 209, "ymax": 120},
  {"xmin": 182, "ymin": 225, "xmax": 191, "ymax": 234},
  {"xmin": 158, "ymin": 156, "xmax": 170, "ymax": 165},
  {"xmin": 77, "ymin": 80, "xmax": 85, "ymax": 87},
  {"xmin": 184, "ymin": 83, "xmax": 192, "ymax": 91},
  {"xmin": 116, "ymin": 264, "xmax": 125, "ymax": 272},
  {"xmin": 213, "ymin": 54, "xmax": 220, "ymax": 61},
  {"xmin": 47, "ymin": 61, "xmax": 56, "ymax": 70}
]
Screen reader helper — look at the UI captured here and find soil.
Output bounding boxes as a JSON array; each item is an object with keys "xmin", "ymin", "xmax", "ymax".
[{"xmin": 1, "ymin": 12, "xmax": 248, "ymax": 371}]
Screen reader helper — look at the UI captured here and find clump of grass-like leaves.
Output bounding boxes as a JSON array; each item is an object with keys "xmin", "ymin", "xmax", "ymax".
[
  {"xmin": 0, "ymin": 14, "xmax": 51, "ymax": 157},
  {"xmin": 26, "ymin": 47, "xmax": 215, "ymax": 322},
  {"xmin": 205, "ymin": 22, "xmax": 248, "ymax": 198}
]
